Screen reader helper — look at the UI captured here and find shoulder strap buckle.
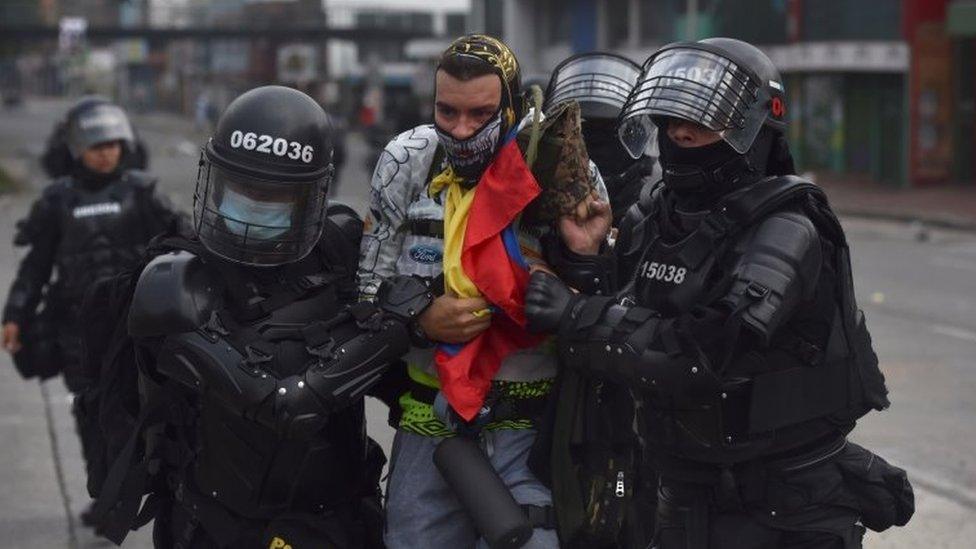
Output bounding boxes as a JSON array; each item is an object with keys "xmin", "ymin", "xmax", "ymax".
[
  {"xmin": 202, "ymin": 311, "xmax": 230, "ymax": 341},
  {"xmin": 242, "ymin": 343, "xmax": 273, "ymax": 367},
  {"xmin": 295, "ymin": 272, "xmax": 334, "ymax": 292}
]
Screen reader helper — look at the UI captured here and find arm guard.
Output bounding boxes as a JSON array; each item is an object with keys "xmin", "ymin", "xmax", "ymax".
[
  {"xmin": 559, "ymin": 298, "xmax": 721, "ymax": 402},
  {"xmin": 544, "ymin": 236, "xmax": 617, "ymax": 295},
  {"xmin": 153, "ymin": 306, "xmax": 409, "ymax": 439},
  {"xmin": 129, "ymin": 252, "xmax": 412, "ymax": 438},
  {"xmin": 3, "ymin": 188, "xmax": 61, "ymax": 324},
  {"xmin": 723, "ymin": 211, "xmax": 822, "ymax": 345}
]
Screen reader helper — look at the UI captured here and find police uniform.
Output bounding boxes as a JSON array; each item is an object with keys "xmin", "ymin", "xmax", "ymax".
[
  {"xmin": 526, "ymin": 38, "xmax": 914, "ymax": 549},
  {"xmin": 86, "ymin": 86, "xmax": 425, "ymax": 548}
]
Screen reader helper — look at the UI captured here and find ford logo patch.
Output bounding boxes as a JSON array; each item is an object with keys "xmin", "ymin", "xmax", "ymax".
[{"xmin": 409, "ymin": 245, "xmax": 442, "ymax": 264}]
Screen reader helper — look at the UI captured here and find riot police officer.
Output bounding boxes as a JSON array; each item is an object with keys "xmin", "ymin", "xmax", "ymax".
[
  {"xmin": 40, "ymin": 95, "xmax": 150, "ymax": 179},
  {"xmin": 89, "ymin": 86, "xmax": 425, "ymax": 548},
  {"xmin": 544, "ymin": 52, "xmax": 660, "ymax": 226},
  {"xmin": 526, "ymin": 38, "xmax": 913, "ymax": 548},
  {"xmin": 1, "ymin": 97, "xmax": 178, "ymax": 526}
]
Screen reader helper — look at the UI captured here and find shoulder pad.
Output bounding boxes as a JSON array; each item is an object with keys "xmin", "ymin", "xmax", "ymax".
[
  {"xmin": 721, "ymin": 175, "xmax": 821, "ymax": 227},
  {"xmin": 128, "ymin": 251, "xmax": 222, "ymax": 337},
  {"xmin": 730, "ymin": 210, "xmax": 822, "ymax": 344},
  {"xmin": 122, "ymin": 169, "xmax": 158, "ymax": 189},
  {"xmin": 326, "ymin": 202, "xmax": 364, "ymax": 244}
]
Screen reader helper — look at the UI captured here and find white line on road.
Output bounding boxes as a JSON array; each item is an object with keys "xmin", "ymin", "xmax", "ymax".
[{"xmin": 931, "ymin": 324, "xmax": 976, "ymax": 344}]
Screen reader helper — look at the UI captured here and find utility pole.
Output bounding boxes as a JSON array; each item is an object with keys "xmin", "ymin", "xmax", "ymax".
[{"xmin": 686, "ymin": 0, "xmax": 698, "ymax": 40}]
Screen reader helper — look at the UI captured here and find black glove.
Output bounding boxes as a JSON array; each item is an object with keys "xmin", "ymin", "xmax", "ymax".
[
  {"xmin": 375, "ymin": 275, "xmax": 435, "ymax": 347},
  {"xmin": 525, "ymin": 270, "xmax": 580, "ymax": 334}
]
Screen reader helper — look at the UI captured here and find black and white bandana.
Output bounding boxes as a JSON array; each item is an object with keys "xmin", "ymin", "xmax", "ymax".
[{"xmin": 434, "ymin": 111, "xmax": 503, "ymax": 181}]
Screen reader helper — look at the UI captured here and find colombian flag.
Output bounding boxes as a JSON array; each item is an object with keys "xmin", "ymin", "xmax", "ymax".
[{"xmin": 433, "ymin": 137, "xmax": 546, "ymax": 421}]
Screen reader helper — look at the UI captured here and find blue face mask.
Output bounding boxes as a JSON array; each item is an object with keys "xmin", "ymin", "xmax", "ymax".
[{"xmin": 217, "ymin": 186, "xmax": 293, "ymax": 240}]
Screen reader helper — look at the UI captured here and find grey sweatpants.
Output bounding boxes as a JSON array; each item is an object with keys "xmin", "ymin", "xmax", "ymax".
[{"xmin": 384, "ymin": 429, "xmax": 559, "ymax": 549}]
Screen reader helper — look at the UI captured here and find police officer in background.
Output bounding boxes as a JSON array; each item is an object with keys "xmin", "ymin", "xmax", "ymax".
[
  {"xmin": 1, "ymin": 97, "xmax": 178, "ymax": 524},
  {"xmin": 526, "ymin": 38, "xmax": 913, "ymax": 548},
  {"xmin": 40, "ymin": 95, "xmax": 151, "ymax": 179},
  {"xmin": 544, "ymin": 52, "xmax": 660, "ymax": 226},
  {"xmin": 90, "ymin": 86, "xmax": 423, "ymax": 548}
]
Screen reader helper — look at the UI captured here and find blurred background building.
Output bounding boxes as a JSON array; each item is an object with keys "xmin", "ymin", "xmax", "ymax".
[{"xmin": 1, "ymin": 0, "xmax": 973, "ymax": 188}]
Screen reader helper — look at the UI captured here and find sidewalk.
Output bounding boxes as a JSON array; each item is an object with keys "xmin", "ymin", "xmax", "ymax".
[{"xmin": 817, "ymin": 176, "xmax": 976, "ymax": 231}]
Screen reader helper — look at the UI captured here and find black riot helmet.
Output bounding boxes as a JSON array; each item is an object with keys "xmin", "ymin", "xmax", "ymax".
[
  {"xmin": 618, "ymin": 37, "xmax": 787, "ymax": 159},
  {"xmin": 545, "ymin": 52, "xmax": 649, "ymax": 175},
  {"xmin": 544, "ymin": 52, "xmax": 642, "ymax": 120},
  {"xmin": 193, "ymin": 85, "xmax": 334, "ymax": 266},
  {"xmin": 64, "ymin": 96, "xmax": 136, "ymax": 158}
]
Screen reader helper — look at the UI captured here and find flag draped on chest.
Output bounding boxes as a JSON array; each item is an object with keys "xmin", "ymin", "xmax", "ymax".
[{"xmin": 429, "ymin": 138, "xmax": 546, "ymax": 421}]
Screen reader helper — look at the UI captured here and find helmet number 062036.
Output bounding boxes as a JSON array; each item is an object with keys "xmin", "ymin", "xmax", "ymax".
[{"xmin": 228, "ymin": 130, "xmax": 314, "ymax": 163}]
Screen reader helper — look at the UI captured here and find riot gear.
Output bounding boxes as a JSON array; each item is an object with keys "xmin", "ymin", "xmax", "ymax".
[
  {"xmin": 528, "ymin": 36, "xmax": 914, "ymax": 543},
  {"xmin": 194, "ymin": 85, "xmax": 334, "ymax": 266},
  {"xmin": 546, "ymin": 52, "xmax": 660, "ymax": 223},
  {"xmin": 89, "ymin": 207, "xmax": 414, "ymax": 547},
  {"xmin": 63, "ymin": 96, "xmax": 136, "ymax": 158},
  {"xmin": 544, "ymin": 52, "xmax": 641, "ymax": 120},
  {"xmin": 619, "ymin": 38, "xmax": 786, "ymax": 157},
  {"xmin": 42, "ymin": 97, "xmax": 149, "ymax": 179}
]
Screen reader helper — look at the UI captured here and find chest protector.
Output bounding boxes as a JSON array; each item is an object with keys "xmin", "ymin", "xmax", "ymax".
[
  {"xmin": 55, "ymin": 173, "xmax": 154, "ymax": 299},
  {"xmin": 133, "ymin": 237, "xmax": 376, "ymax": 520},
  {"xmin": 628, "ymin": 177, "xmax": 889, "ymax": 463}
]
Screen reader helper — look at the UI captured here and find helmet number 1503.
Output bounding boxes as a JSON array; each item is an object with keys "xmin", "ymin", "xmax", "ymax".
[{"xmin": 229, "ymin": 130, "xmax": 314, "ymax": 163}]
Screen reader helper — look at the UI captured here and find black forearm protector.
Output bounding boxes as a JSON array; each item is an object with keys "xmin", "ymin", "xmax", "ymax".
[
  {"xmin": 154, "ymin": 306, "xmax": 410, "ymax": 439},
  {"xmin": 558, "ymin": 297, "xmax": 721, "ymax": 403},
  {"xmin": 545, "ymin": 234, "xmax": 617, "ymax": 296},
  {"xmin": 4, "ymin": 192, "xmax": 60, "ymax": 324},
  {"xmin": 130, "ymin": 251, "xmax": 416, "ymax": 439}
]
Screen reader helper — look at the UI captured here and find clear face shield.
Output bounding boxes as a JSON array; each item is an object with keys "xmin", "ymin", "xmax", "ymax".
[
  {"xmin": 193, "ymin": 153, "xmax": 332, "ymax": 266},
  {"xmin": 618, "ymin": 46, "xmax": 768, "ymax": 159},
  {"xmin": 544, "ymin": 53, "xmax": 642, "ymax": 120}
]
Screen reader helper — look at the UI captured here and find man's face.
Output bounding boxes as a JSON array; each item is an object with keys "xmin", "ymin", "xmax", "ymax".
[
  {"xmin": 81, "ymin": 141, "xmax": 122, "ymax": 173},
  {"xmin": 666, "ymin": 118, "xmax": 723, "ymax": 148},
  {"xmin": 434, "ymin": 70, "xmax": 502, "ymax": 141}
]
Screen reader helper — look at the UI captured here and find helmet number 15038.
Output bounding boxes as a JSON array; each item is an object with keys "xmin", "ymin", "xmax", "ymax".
[{"xmin": 229, "ymin": 130, "xmax": 314, "ymax": 163}]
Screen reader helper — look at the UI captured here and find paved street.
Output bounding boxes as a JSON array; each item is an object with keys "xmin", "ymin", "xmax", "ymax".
[{"xmin": 1, "ymin": 98, "xmax": 974, "ymax": 547}]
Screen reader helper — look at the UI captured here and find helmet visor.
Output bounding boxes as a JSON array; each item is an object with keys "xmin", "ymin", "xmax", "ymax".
[
  {"xmin": 68, "ymin": 104, "xmax": 134, "ymax": 155},
  {"xmin": 545, "ymin": 54, "xmax": 642, "ymax": 118},
  {"xmin": 193, "ymin": 156, "xmax": 331, "ymax": 266},
  {"xmin": 619, "ymin": 47, "xmax": 768, "ymax": 155}
]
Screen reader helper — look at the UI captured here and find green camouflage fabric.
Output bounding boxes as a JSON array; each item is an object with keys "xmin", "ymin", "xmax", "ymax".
[{"xmin": 517, "ymin": 100, "xmax": 595, "ymax": 225}]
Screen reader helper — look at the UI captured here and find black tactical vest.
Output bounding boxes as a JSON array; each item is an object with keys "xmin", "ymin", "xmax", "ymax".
[
  {"xmin": 144, "ymin": 241, "xmax": 376, "ymax": 519},
  {"xmin": 625, "ymin": 177, "xmax": 889, "ymax": 465},
  {"xmin": 54, "ymin": 172, "xmax": 154, "ymax": 301}
]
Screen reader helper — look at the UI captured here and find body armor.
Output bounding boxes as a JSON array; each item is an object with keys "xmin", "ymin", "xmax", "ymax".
[
  {"xmin": 126, "ymin": 235, "xmax": 411, "ymax": 527},
  {"xmin": 558, "ymin": 176, "xmax": 889, "ymax": 469},
  {"xmin": 4, "ymin": 170, "xmax": 175, "ymax": 385},
  {"xmin": 54, "ymin": 172, "xmax": 158, "ymax": 302}
]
